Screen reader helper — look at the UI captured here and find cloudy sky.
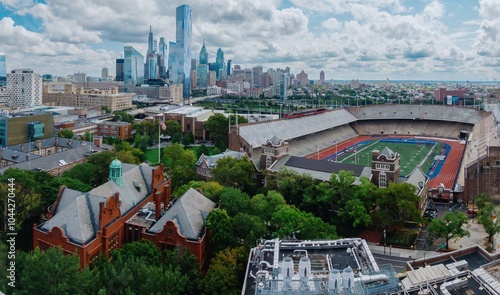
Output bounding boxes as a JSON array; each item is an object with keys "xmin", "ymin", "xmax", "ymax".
[{"xmin": 0, "ymin": 0, "xmax": 498, "ymax": 81}]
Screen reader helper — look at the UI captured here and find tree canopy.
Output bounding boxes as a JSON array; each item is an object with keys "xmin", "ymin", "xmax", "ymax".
[
  {"xmin": 211, "ymin": 156, "xmax": 256, "ymax": 195},
  {"xmin": 428, "ymin": 211, "xmax": 470, "ymax": 249}
]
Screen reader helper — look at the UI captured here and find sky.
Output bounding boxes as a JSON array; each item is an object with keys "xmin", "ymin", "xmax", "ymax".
[{"xmin": 0, "ymin": 0, "xmax": 498, "ymax": 81}]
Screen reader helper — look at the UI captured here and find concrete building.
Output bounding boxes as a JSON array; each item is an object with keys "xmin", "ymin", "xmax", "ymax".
[
  {"xmin": 43, "ymin": 84, "xmax": 132, "ymax": 111},
  {"xmin": 7, "ymin": 69, "xmax": 43, "ymax": 107}
]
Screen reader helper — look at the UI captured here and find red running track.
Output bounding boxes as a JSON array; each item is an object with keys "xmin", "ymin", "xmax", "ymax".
[{"xmin": 307, "ymin": 135, "xmax": 465, "ymax": 191}]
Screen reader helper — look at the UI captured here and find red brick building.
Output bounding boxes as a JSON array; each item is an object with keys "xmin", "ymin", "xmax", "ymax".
[{"xmin": 33, "ymin": 160, "xmax": 215, "ymax": 267}]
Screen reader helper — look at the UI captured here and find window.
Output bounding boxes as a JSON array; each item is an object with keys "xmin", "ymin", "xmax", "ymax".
[{"xmin": 379, "ymin": 173, "xmax": 387, "ymax": 188}]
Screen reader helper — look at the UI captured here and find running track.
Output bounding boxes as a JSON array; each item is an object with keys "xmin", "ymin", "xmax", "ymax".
[{"xmin": 307, "ymin": 135, "xmax": 465, "ymax": 191}]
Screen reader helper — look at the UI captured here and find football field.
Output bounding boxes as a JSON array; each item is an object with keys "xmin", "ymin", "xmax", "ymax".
[{"xmin": 327, "ymin": 139, "xmax": 446, "ymax": 177}]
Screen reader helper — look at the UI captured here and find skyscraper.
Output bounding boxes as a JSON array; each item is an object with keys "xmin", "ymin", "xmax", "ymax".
[
  {"xmin": 147, "ymin": 26, "xmax": 154, "ymax": 54},
  {"xmin": 199, "ymin": 39, "xmax": 208, "ymax": 65},
  {"xmin": 7, "ymin": 69, "xmax": 42, "ymax": 107},
  {"xmin": 0, "ymin": 53, "xmax": 6, "ymax": 87},
  {"xmin": 168, "ymin": 4, "xmax": 192, "ymax": 99},
  {"xmin": 115, "ymin": 59, "xmax": 125, "ymax": 81},
  {"xmin": 320, "ymin": 71, "xmax": 325, "ymax": 85},
  {"xmin": 124, "ymin": 46, "xmax": 144, "ymax": 85},
  {"xmin": 215, "ymin": 48, "xmax": 224, "ymax": 80}
]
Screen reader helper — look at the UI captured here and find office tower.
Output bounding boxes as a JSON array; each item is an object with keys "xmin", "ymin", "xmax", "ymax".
[
  {"xmin": 252, "ymin": 66, "xmax": 263, "ymax": 88},
  {"xmin": 196, "ymin": 64, "xmax": 208, "ymax": 88},
  {"xmin": 115, "ymin": 59, "xmax": 125, "ymax": 81},
  {"xmin": 124, "ymin": 46, "xmax": 144, "ymax": 85},
  {"xmin": 199, "ymin": 39, "xmax": 208, "ymax": 65},
  {"xmin": 215, "ymin": 48, "xmax": 224, "ymax": 80},
  {"xmin": 159, "ymin": 37, "xmax": 167, "ymax": 79},
  {"xmin": 0, "ymin": 53, "xmax": 6, "ymax": 87},
  {"xmin": 168, "ymin": 4, "xmax": 192, "ymax": 99},
  {"xmin": 153, "ymin": 38, "xmax": 158, "ymax": 53},
  {"xmin": 102, "ymin": 68, "xmax": 108, "ymax": 78},
  {"xmin": 191, "ymin": 58, "xmax": 198, "ymax": 71},
  {"xmin": 226, "ymin": 59, "xmax": 231, "ymax": 77},
  {"xmin": 145, "ymin": 54, "xmax": 158, "ymax": 79},
  {"xmin": 320, "ymin": 71, "xmax": 325, "ymax": 85},
  {"xmin": 148, "ymin": 26, "xmax": 154, "ymax": 54},
  {"xmin": 7, "ymin": 69, "xmax": 42, "ymax": 107}
]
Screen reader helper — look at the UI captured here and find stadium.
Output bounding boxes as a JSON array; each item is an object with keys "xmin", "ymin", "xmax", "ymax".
[{"xmin": 228, "ymin": 104, "xmax": 500, "ymax": 206}]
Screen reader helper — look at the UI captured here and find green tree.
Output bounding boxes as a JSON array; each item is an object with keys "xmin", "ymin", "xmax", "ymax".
[
  {"xmin": 206, "ymin": 209, "xmax": 236, "ymax": 253},
  {"xmin": 101, "ymin": 105, "xmax": 111, "ymax": 113},
  {"xmin": 113, "ymin": 111, "xmax": 134, "ymax": 123},
  {"xmin": 211, "ymin": 156, "xmax": 256, "ymax": 195},
  {"xmin": 16, "ymin": 247, "xmax": 97, "ymax": 295},
  {"xmin": 0, "ymin": 182, "xmax": 41, "ymax": 231},
  {"xmin": 219, "ymin": 187, "xmax": 251, "ymax": 217},
  {"xmin": 269, "ymin": 168, "xmax": 317, "ymax": 207},
  {"xmin": 477, "ymin": 202, "xmax": 500, "ymax": 247},
  {"xmin": 182, "ymin": 132, "xmax": 195, "ymax": 147},
  {"xmin": 62, "ymin": 162, "xmax": 99, "ymax": 187},
  {"xmin": 201, "ymin": 246, "xmax": 247, "ymax": 295},
  {"xmin": 111, "ymin": 239, "xmax": 162, "ymax": 266},
  {"xmin": 172, "ymin": 180, "xmax": 224, "ymax": 201},
  {"xmin": 204, "ymin": 113, "xmax": 229, "ymax": 150},
  {"xmin": 231, "ymin": 213, "xmax": 267, "ymax": 250},
  {"xmin": 250, "ymin": 190, "xmax": 287, "ymax": 222},
  {"xmin": 58, "ymin": 129, "xmax": 74, "ymax": 139},
  {"xmin": 134, "ymin": 133, "xmax": 151, "ymax": 152},
  {"xmin": 196, "ymin": 144, "xmax": 210, "ymax": 159},
  {"xmin": 376, "ymin": 182, "xmax": 423, "ymax": 227},
  {"xmin": 162, "ymin": 143, "xmax": 197, "ymax": 189},
  {"xmin": 87, "ymin": 151, "xmax": 115, "ymax": 185},
  {"xmin": 272, "ymin": 205, "xmax": 338, "ymax": 240},
  {"xmin": 164, "ymin": 120, "xmax": 182, "ymax": 142},
  {"xmin": 428, "ymin": 211, "xmax": 470, "ymax": 249}
]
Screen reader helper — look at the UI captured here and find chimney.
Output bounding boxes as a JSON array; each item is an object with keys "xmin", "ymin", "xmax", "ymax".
[
  {"xmin": 98, "ymin": 201, "xmax": 104, "ymax": 229},
  {"xmin": 155, "ymin": 191, "xmax": 161, "ymax": 220},
  {"xmin": 20, "ymin": 144, "xmax": 24, "ymax": 152},
  {"xmin": 68, "ymin": 139, "xmax": 72, "ymax": 148},
  {"xmin": 35, "ymin": 140, "xmax": 41, "ymax": 150},
  {"xmin": 54, "ymin": 136, "xmax": 58, "ymax": 148},
  {"xmin": 114, "ymin": 192, "xmax": 120, "ymax": 206}
]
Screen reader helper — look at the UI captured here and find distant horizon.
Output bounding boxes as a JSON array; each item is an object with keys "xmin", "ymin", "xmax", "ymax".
[{"xmin": 1, "ymin": 1, "xmax": 498, "ymax": 81}]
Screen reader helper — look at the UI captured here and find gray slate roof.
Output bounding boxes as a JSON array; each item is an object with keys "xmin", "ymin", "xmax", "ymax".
[
  {"xmin": 195, "ymin": 149, "xmax": 246, "ymax": 167},
  {"xmin": 39, "ymin": 163, "xmax": 154, "ymax": 244},
  {"xmin": 379, "ymin": 146, "xmax": 397, "ymax": 159},
  {"xmin": 148, "ymin": 188, "xmax": 216, "ymax": 240}
]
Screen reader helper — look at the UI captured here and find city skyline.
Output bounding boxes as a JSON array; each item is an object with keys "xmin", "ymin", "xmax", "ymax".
[{"xmin": 0, "ymin": 0, "xmax": 498, "ymax": 81}]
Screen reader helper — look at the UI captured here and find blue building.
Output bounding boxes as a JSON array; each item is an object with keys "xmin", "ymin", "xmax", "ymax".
[
  {"xmin": 168, "ymin": 4, "xmax": 192, "ymax": 99},
  {"xmin": 124, "ymin": 46, "xmax": 144, "ymax": 86},
  {"xmin": 199, "ymin": 39, "xmax": 208, "ymax": 65}
]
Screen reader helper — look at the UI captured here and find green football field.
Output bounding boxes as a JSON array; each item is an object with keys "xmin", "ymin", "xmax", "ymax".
[{"xmin": 334, "ymin": 140, "xmax": 444, "ymax": 176}]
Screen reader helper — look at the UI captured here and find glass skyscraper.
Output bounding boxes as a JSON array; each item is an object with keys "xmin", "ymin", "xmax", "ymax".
[
  {"xmin": 0, "ymin": 53, "xmax": 6, "ymax": 87},
  {"xmin": 168, "ymin": 4, "xmax": 192, "ymax": 99},
  {"xmin": 124, "ymin": 46, "xmax": 144, "ymax": 85}
]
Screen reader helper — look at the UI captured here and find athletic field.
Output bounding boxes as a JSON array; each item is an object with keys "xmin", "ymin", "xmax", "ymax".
[{"xmin": 323, "ymin": 138, "xmax": 448, "ymax": 177}]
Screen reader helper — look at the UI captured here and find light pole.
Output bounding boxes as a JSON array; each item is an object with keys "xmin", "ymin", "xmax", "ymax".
[{"xmin": 384, "ymin": 229, "xmax": 387, "ymax": 254}]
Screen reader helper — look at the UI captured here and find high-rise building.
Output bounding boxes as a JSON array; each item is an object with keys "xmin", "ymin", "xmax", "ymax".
[
  {"xmin": 215, "ymin": 48, "xmax": 224, "ymax": 80},
  {"xmin": 252, "ymin": 66, "xmax": 263, "ymax": 88},
  {"xmin": 147, "ymin": 26, "xmax": 154, "ymax": 54},
  {"xmin": 196, "ymin": 64, "xmax": 209, "ymax": 88},
  {"xmin": 7, "ymin": 69, "xmax": 43, "ymax": 107},
  {"xmin": 115, "ymin": 59, "xmax": 125, "ymax": 81},
  {"xmin": 320, "ymin": 71, "xmax": 325, "ymax": 85},
  {"xmin": 73, "ymin": 72, "xmax": 86, "ymax": 83},
  {"xmin": 168, "ymin": 4, "xmax": 192, "ymax": 99},
  {"xmin": 124, "ymin": 46, "xmax": 144, "ymax": 85},
  {"xmin": 159, "ymin": 37, "xmax": 167, "ymax": 79},
  {"xmin": 199, "ymin": 39, "xmax": 208, "ymax": 65},
  {"xmin": 102, "ymin": 68, "xmax": 109, "ymax": 78},
  {"xmin": 226, "ymin": 59, "xmax": 231, "ymax": 77},
  {"xmin": 0, "ymin": 53, "xmax": 6, "ymax": 87}
]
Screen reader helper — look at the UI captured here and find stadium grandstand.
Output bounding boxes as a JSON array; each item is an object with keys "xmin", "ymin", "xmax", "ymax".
[{"xmin": 228, "ymin": 104, "xmax": 500, "ymax": 205}]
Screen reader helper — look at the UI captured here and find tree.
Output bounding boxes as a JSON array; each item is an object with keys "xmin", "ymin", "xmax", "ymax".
[
  {"xmin": 111, "ymin": 239, "xmax": 162, "ymax": 266},
  {"xmin": 0, "ymin": 182, "xmax": 41, "ymax": 231},
  {"xmin": 477, "ymin": 202, "xmax": 500, "ymax": 247},
  {"xmin": 134, "ymin": 133, "xmax": 151, "ymax": 152},
  {"xmin": 172, "ymin": 180, "xmax": 223, "ymax": 201},
  {"xmin": 58, "ymin": 129, "xmax": 74, "ymax": 139},
  {"xmin": 269, "ymin": 168, "xmax": 317, "ymax": 207},
  {"xmin": 428, "ymin": 211, "xmax": 470, "ymax": 249},
  {"xmin": 204, "ymin": 113, "xmax": 229, "ymax": 150},
  {"xmin": 219, "ymin": 187, "xmax": 251, "ymax": 217},
  {"xmin": 211, "ymin": 156, "xmax": 256, "ymax": 195},
  {"xmin": 113, "ymin": 111, "xmax": 134, "ymax": 123},
  {"xmin": 376, "ymin": 182, "xmax": 423, "ymax": 227},
  {"xmin": 250, "ymin": 190, "xmax": 287, "ymax": 222},
  {"xmin": 87, "ymin": 151, "xmax": 115, "ymax": 184},
  {"xmin": 196, "ymin": 144, "xmax": 210, "ymax": 159},
  {"xmin": 16, "ymin": 247, "xmax": 98, "ymax": 295},
  {"xmin": 201, "ymin": 246, "xmax": 247, "ymax": 295},
  {"xmin": 206, "ymin": 209, "xmax": 236, "ymax": 253},
  {"xmin": 182, "ymin": 132, "xmax": 195, "ymax": 147},
  {"xmin": 62, "ymin": 162, "xmax": 99, "ymax": 187},
  {"xmin": 271, "ymin": 205, "xmax": 338, "ymax": 240},
  {"xmin": 231, "ymin": 213, "xmax": 267, "ymax": 250},
  {"xmin": 162, "ymin": 143, "xmax": 197, "ymax": 189}
]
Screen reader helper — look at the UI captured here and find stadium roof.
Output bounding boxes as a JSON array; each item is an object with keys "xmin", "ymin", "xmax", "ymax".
[
  {"xmin": 238, "ymin": 109, "xmax": 357, "ymax": 148},
  {"xmin": 349, "ymin": 105, "xmax": 489, "ymax": 124}
]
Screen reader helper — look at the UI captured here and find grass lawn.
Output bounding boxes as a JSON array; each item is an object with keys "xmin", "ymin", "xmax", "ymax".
[
  {"xmin": 145, "ymin": 145, "xmax": 217, "ymax": 164},
  {"xmin": 336, "ymin": 140, "xmax": 443, "ymax": 176}
]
